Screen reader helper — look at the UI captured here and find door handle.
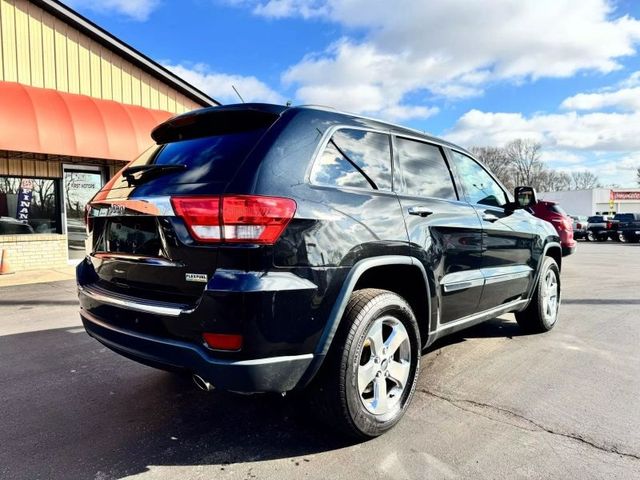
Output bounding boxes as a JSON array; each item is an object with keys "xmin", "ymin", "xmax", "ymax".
[
  {"xmin": 482, "ymin": 213, "xmax": 499, "ymax": 223},
  {"xmin": 408, "ymin": 206, "xmax": 434, "ymax": 217}
]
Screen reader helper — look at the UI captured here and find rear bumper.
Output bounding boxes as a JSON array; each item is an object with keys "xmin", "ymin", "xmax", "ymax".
[
  {"xmin": 81, "ymin": 310, "xmax": 314, "ymax": 393},
  {"xmin": 562, "ymin": 245, "xmax": 576, "ymax": 256}
]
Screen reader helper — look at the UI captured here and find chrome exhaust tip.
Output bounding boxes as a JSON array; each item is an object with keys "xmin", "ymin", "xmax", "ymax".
[{"xmin": 192, "ymin": 374, "xmax": 214, "ymax": 392}]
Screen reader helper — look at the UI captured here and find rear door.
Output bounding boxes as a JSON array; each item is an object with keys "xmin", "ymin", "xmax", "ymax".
[
  {"xmin": 447, "ymin": 149, "xmax": 536, "ymax": 311},
  {"xmin": 85, "ymin": 109, "xmax": 281, "ymax": 304},
  {"xmin": 393, "ymin": 136, "xmax": 484, "ymax": 325}
]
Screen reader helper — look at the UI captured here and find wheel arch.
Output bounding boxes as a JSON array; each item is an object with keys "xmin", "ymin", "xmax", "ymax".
[
  {"xmin": 296, "ymin": 255, "xmax": 432, "ymax": 388},
  {"xmin": 520, "ymin": 240, "xmax": 562, "ymax": 311}
]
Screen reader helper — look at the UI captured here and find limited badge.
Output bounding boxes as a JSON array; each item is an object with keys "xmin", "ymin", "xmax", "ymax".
[{"xmin": 185, "ymin": 273, "xmax": 208, "ymax": 283}]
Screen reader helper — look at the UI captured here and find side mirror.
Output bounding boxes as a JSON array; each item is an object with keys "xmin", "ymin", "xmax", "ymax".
[{"xmin": 514, "ymin": 186, "xmax": 537, "ymax": 209}]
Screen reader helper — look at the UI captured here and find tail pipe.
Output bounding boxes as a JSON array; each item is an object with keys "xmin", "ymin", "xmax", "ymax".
[{"xmin": 192, "ymin": 374, "xmax": 214, "ymax": 392}]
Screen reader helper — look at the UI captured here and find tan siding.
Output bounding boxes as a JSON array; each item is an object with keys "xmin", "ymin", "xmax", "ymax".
[
  {"xmin": 111, "ymin": 59, "xmax": 122, "ymax": 102},
  {"xmin": 131, "ymin": 69, "xmax": 141, "ymax": 105},
  {"xmin": 66, "ymin": 26, "xmax": 79, "ymax": 93},
  {"xmin": 1, "ymin": 0, "xmax": 18, "ymax": 81},
  {"xmin": 121, "ymin": 63, "xmax": 132, "ymax": 104},
  {"xmin": 14, "ymin": 1, "xmax": 30, "ymax": 85},
  {"xmin": 27, "ymin": 1, "xmax": 43, "ymax": 87},
  {"xmin": 0, "ymin": 3, "xmax": 3, "ymax": 81},
  {"xmin": 140, "ymin": 74, "xmax": 150, "ymax": 108},
  {"xmin": 1, "ymin": 0, "xmax": 205, "ymax": 114},
  {"xmin": 53, "ymin": 19, "xmax": 67, "ymax": 91},
  {"xmin": 40, "ymin": 10, "xmax": 56, "ymax": 88}
]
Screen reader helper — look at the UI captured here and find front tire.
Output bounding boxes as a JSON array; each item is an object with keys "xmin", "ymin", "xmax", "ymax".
[
  {"xmin": 310, "ymin": 289, "xmax": 421, "ymax": 438},
  {"xmin": 516, "ymin": 257, "xmax": 561, "ymax": 333}
]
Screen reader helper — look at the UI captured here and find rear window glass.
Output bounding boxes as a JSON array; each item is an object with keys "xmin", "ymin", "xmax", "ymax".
[
  {"xmin": 614, "ymin": 213, "xmax": 634, "ymax": 221},
  {"xmin": 107, "ymin": 128, "xmax": 267, "ymax": 191},
  {"xmin": 550, "ymin": 204, "xmax": 567, "ymax": 216},
  {"xmin": 310, "ymin": 129, "xmax": 392, "ymax": 191},
  {"xmin": 588, "ymin": 216, "xmax": 603, "ymax": 222}
]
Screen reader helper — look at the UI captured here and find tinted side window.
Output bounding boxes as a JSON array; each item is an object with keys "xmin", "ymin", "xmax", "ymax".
[
  {"xmin": 450, "ymin": 151, "xmax": 508, "ymax": 208},
  {"xmin": 310, "ymin": 129, "xmax": 392, "ymax": 190},
  {"xmin": 551, "ymin": 204, "xmax": 567, "ymax": 216},
  {"xmin": 395, "ymin": 137, "xmax": 456, "ymax": 199}
]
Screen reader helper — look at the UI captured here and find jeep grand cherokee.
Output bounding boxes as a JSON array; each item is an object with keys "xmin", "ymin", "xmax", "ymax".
[{"xmin": 77, "ymin": 104, "xmax": 562, "ymax": 438}]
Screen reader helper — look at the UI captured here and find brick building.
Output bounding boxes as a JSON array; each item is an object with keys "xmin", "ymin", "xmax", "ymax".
[{"xmin": 0, "ymin": 0, "xmax": 218, "ymax": 271}]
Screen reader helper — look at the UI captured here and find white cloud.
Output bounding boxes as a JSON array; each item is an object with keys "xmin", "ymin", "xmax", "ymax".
[
  {"xmin": 251, "ymin": 0, "xmax": 328, "ymax": 18},
  {"xmin": 66, "ymin": 0, "xmax": 160, "ymax": 21},
  {"xmin": 539, "ymin": 150, "xmax": 585, "ymax": 165},
  {"xmin": 446, "ymin": 109, "xmax": 640, "ymax": 152},
  {"xmin": 561, "ymin": 87, "xmax": 640, "ymax": 111},
  {"xmin": 236, "ymin": 0, "xmax": 640, "ymax": 118},
  {"xmin": 164, "ymin": 63, "xmax": 285, "ymax": 105}
]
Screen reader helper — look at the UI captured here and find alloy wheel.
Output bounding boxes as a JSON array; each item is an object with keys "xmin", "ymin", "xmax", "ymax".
[
  {"xmin": 357, "ymin": 316, "xmax": 411, "ymax": 418},
  {"xmin": 541, "ymin": 269, "xmax": 559, "ymax": 325}
]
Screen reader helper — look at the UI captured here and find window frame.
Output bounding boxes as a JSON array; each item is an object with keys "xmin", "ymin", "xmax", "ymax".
[
  {"xmin": 391, "ymin": 134, "xmax": 460, "ymax": 201},
  {"xmin": 307, "ymin": 125, "xmax": 395, "ymax": 194},
  {"xmin": 445, "ymin": 147, "xmax": 512, "ymax": 210},
  {"xmin": 0, "ymin": 174, "xmax": 63, "ymax": 235}
]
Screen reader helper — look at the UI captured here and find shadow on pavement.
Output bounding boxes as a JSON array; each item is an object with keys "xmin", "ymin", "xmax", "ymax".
[
  {"xmin": 0, "ymin": 317, "xmax": 522, "ymax": 479},
  {"xmin": 562, "ymin": 298, "xmax": 640, "ymax": 305}
]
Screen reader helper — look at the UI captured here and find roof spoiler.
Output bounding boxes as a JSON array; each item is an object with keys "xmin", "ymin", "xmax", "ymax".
[{"xmin": 151, "ymin": 104, "xmax": 287, "ymax": 144}]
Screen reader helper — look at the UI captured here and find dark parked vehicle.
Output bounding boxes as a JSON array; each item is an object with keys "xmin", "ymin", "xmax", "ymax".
[
  {"xmin": 77, "ymin": 104, "xmax": 562, "ymax": 438},
  {"xmin": 0, "ymin": 216, "xmax": 34, "ymax": 234},
  {"xmin": 586, "ymin": 215, "xmax": 614, "ymax": 241},
  {"xmin": 530, "ymin": 201, "xmax": 576, "ymax": 256},
  {"xmin": 614, "ymin": 213, "xmax": 640, "ymax": 242}
]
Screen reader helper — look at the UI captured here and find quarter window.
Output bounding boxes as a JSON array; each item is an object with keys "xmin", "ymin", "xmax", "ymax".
[
  {"xmin": 310, "ymin": 129, "xmax": 392, "ymax": 190},
  {"xmin": 395, "ymin": 137, "xmax": 456, "ymax": 199},
  {"xmin": 449, "ymin": 151, "xmax": 508, "ymax": 208}
]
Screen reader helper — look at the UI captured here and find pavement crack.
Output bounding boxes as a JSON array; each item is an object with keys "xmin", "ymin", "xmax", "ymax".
[{"xmin": 418, "ymin": 388, "xmax": 640, "ymax": 461}]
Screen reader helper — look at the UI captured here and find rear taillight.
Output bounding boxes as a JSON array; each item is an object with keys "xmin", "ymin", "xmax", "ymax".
[
  {"xmin": 606, "ymin": 221, "xmax": 613, "ymax": 229},
  {"xmin": 171, "ymin": 195, "xmax": 297, "ymax": 244}
]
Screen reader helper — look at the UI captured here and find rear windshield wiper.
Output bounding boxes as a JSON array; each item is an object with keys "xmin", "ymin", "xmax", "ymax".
[
  {"xmin": 122, "ymin": 164, "xmax": 187, "ymax": 186},
  {"xmin": 329, "ymin": 139, "xmax": 378, "ymax": 190}
]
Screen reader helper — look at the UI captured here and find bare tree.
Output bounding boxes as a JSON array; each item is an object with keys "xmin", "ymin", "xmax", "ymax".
[
  {"xmin": 570, "ymin": 170, "xmax": 601, "ymax": 190},
  {"xmin": 469, "ymin": 139, "xmax": 602, "ymax": 192},
  {"xmin": 504, "ymin": 139, "xmax": 544, "ymax": 187},
  {"xmin": 470, "ymin": 146, "xmax": 513, "ymax": 188},
  {"xmin": 534, "ymin": 169, "xmax": 572, "ymax": 192}
]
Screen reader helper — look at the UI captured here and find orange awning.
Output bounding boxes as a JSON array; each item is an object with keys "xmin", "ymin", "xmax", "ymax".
[{"xmin": 0, "ymin": 82, "xmax": 174, "ymax": 161}]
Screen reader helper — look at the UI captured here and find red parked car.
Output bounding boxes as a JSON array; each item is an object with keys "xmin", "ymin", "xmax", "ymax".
[{"xmin": 531, "ymin": 201, "xmax": 576, "ymax": 256}]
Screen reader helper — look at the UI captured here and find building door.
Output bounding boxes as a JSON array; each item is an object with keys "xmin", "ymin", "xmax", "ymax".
[{"xmin": 63, "ymin": 166, "xmax": 104, "ymax": 261}]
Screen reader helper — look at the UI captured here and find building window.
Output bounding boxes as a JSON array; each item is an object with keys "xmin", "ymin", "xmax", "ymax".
[{"xmin": 0, "ymin": 177, "xmax": 60, "ymax": 234}]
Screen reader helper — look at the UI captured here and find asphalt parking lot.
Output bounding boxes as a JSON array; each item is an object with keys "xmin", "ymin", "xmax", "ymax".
[{"xmin": 1, "ymin": 242, "xmax": 639, "ymax": 480}]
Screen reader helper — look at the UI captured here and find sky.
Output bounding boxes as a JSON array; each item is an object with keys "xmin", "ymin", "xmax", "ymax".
[{"xmin": 65, "ymin": 0, "xmax": 640, "ymax": 187}]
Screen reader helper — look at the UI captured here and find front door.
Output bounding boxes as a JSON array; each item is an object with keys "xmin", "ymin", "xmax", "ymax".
[
  {"xmin": 447, "ymin": 150, "xmax": 535, "ymax": 311},
  {"xmin": 63, "ymin": 167, "xmax": 104, "ymax": 261},
  {"xmin": 394, "ymin": 136, "xmax": 484, "ymax": 326}
]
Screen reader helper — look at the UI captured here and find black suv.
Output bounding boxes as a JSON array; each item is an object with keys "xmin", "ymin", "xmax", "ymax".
[{"xmin": 77, "ymin": 104, "xmax": 562, "ymax": 438}]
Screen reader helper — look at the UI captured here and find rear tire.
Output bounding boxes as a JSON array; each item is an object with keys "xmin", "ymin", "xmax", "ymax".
[
  {"xmin": 586, "ymin": 231, "xmax": 595, "ymax": 242},
  {"xmin": 309, "ymin": 289, "xmax": 421, "ymax": 438},
  {"xmin": 516, "ymin": 257, "xmax": 561, "ymax": 333}
]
